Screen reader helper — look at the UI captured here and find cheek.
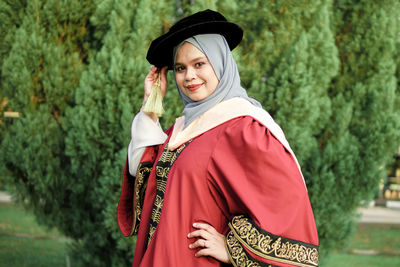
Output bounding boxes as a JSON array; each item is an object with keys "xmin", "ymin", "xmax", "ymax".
[
  {"xmin": 175, "ymin": 74, "xmax": 184, "ymax": 90},
  {"xmin": 211, "ymin": 77, "xmax": 219, "ymax": 91},
  {"xmin": 206, "ymin": 73, "xmax": 219, "ymax": 92}
]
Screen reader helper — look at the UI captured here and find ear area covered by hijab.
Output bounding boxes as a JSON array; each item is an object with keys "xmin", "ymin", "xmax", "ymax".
[{"xmin": 173, "ymin": 34, "xmax": 261, "ymax": 128}]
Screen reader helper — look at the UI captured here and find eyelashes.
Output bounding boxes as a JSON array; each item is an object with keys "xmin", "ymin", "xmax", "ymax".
[{"xmin": 174, "ymin": 61, "xmax": 206, "ymax": 72}]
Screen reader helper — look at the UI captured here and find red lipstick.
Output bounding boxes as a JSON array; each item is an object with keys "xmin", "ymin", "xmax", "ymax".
[{"xmin": 186, "ymin": 84, "xmax": 202, "ymax": 92}]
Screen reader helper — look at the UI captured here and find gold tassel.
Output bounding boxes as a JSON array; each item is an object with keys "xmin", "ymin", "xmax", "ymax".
[{"xmin": 142, "ymin": 73, "xmax": 165, "ymax": 117}]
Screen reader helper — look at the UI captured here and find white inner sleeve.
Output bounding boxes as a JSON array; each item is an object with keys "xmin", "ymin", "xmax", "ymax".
[{"xmin": 128, "ymin": 110, "xmax": 168, "ymax": 176}]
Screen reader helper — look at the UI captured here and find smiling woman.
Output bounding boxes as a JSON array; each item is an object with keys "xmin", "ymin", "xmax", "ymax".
[
  {"xmin": 174, "ymin": 42, "xmax": 219, "ymax": 102},
  {"xmin": 117, "ymin": 9, "xmax": 319, "ymax": 267}
]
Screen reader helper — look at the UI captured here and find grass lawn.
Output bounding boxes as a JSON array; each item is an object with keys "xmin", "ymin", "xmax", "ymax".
[
  {"xmin": 327, "ymin": 253, "xmax": 400, "ymax": 267},
  {"xmin": 325, "ymin": 224, "xmax": 400, "ymax": 267},
  {"xmin": 0, "ymin": 235, "xmax": 67, "ymax": 266},
  {"xmin": 1, "ymin": 201, "xmax": 399, "ymax": 266},
  {"xmin": 0, "ymin": 203, "xmax": 70, "ymax": 267},
  {"xmin": 349, "ymin": 224, "xmax": 400, "ymax": 253}
]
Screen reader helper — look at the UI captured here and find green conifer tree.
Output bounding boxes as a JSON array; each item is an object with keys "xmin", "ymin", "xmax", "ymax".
[
  {"xmin": 178, "ymin": 0, "xmax": 217, "ymax": 15},
  {"xmin": 308, "ymin": 0, "xmax": 400, "ymax": 258},
  {"xmin": 0, "ymin": 0, "xmax": 28, "ymax": 157},
  {"xmin": 0, "ymin": 0, "xmax": 94, "ymax": 263},
  {"xmin": 63, "ymin": 0, "xmax": 174, "ymax": 265},
  {"xmin": 0, "ymin": 0, "xmax": 91, "ymax": 220},
  {"xmin": 0, "ymin": 0, "xmax": 27, "ymax": 69}
]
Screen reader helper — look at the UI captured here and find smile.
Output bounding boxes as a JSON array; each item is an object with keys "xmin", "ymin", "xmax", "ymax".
[{"xmin": 186, "ymin": 84, "xmax": 203, "ymax": 92}]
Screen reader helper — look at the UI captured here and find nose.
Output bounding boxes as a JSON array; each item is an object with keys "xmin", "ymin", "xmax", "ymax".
[{"xmin": 185, "ymin": 67, "xmax": 196, "ymax": 81}]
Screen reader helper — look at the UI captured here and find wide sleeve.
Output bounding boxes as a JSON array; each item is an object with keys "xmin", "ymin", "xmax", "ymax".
[
  {"xmin": 207, "ymin": 117, "xmax": 319, "ymax": 267},
  {"xmin": 118, "ymin": 113, "xmax": 172, "ymax": 237},
  {"xmin": 127, "ymin": 110, "xmax": 168, "ymax": 176},
  {"xmin": 118, "ymin": 148, "xmax": 157, "ymax": 237}
]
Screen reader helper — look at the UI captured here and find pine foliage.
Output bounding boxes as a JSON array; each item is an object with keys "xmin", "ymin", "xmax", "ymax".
[
  {"xmin": 63, "ymin": 0, "xmax": 173, "ymax": 264},
  {"xmin": 1, "ymin": 0, "xmax": 399, "ymax": 265},
  {"xmin": 309, "ymin": 0, "xmax": 400, "ymax": 256}
]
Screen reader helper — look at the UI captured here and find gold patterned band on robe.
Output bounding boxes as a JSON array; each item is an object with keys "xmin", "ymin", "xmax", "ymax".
[
  {"xmin": 226, "ymin": 230, "xmax": 277, "ymax": 267},
  {"xmin": 131, "ymin": 162, "xmax": 153, "ymax": 235},
  {"xmin": 147, "ymin": 142, "xmax": 190, "ymax": 245},
  {"xmin": 226, "ymin": 215, "xmax": 319, "ymax": 267}
]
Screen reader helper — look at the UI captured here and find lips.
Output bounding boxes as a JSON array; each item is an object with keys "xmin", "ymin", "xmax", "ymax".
[{"xmin": 186, "ymin": 83, "xmax": 203, "ymax": 92}]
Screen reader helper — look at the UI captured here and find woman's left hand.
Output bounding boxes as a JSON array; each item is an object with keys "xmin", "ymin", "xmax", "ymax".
[{"xmin": 188, "ymin": 223, "xmax": 231, "ymax": 264}]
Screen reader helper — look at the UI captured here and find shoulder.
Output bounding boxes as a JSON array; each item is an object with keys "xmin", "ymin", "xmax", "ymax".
[
  {"xmin": 219, "ymin": 115, "xmax": 272, "ymax": 141},
  {"xmin": 209, "ymin": 115, "xmax": 305, "ymax": 189},
  {"xmin": 213, "ymin": 116, "xmax": 284, "ymax": 158}
]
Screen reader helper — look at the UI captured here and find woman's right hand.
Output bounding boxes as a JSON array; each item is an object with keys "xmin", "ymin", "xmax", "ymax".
[{"xmin": 144, "ymin": 66, "xmax": 168, "ymax": 102}]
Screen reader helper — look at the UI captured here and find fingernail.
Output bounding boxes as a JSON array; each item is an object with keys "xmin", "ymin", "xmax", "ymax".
[
  {"xmin": 187, "ymin": 233, "xmax": 190, "ymax": 238},
  {"xmin": 193, "ymin": 223, "xmax": 197, "ymax": 227}
]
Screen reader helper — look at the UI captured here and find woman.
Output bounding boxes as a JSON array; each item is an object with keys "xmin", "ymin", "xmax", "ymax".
[{"xmin": 118, "ymin": 9, "xmax": 319, "ymax": 267}]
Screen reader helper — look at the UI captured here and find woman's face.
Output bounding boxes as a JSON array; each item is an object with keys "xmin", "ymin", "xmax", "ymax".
[{"xmin": 174, "ymin": 42, "xmax": 219, "ymax": 102}]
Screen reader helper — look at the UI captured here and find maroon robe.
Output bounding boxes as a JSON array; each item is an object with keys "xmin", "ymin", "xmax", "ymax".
[{"xmin": 118, "ymin": 116, "xmax": 319, "ymax": 266}]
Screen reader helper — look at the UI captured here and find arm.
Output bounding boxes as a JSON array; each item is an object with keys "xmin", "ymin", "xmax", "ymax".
[
  {"xmin": 118, "ymin": 66, "xmax": 169, "ymax": 236},
  {"xmin": 127, "ymin": 66, "xmax": 168, "ymax": 176}
]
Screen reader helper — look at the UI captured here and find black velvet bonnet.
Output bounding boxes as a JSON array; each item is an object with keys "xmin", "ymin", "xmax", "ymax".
[{"xmin": 146, "ymin": 9, "xmax": 243, "ymax": 68}]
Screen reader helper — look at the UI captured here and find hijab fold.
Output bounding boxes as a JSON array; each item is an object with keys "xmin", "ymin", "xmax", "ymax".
[{"xmin": 173, "ymin": 34, "xmax": 261, "ymax": 128}]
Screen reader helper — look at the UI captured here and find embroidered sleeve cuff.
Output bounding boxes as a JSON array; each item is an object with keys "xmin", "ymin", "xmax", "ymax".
[{"xmin": 226, "ymin": 215, "xmax": 319, "ymax": 267}]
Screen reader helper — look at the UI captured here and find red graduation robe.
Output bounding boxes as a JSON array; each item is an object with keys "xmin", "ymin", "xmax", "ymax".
[{"xmin": 118, "ymin": 99, "xmax": 319, "ymax": 267}]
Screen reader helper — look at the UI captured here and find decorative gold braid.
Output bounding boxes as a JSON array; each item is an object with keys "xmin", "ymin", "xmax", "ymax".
[
  {"xmin": 159, "ymin": 149, "xmax": 175, "ymax": 163},
  {"xmin": 229, "ymin": 215, "xmax": 319, "ymax": 267},
  {"xmin": 131, "ymin": 163, "xmax": 152, "ymax": 235},
  {"xmin": 147, "ymin": 142, "xmax": 190, "ymax": 244},
  {"xmin": 226, "ymin": 230, "xmax": 274, "ymax": 267},
  {"xmin": 155, "ymin": 166, "xmax": 170, "ymax": 178},
  {"xmin": 147, "ymin": 225, "xmax": 156, "ymax": 246}
]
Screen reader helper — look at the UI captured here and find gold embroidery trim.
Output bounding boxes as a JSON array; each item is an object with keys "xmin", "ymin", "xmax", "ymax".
[
  {"xmin": 226, "ymin": 230, "xmax": 274, "ymax": 267},
  {"xmin": 147, "ymin": 142, "xmax": 190, "ymax": 245},
  {"xmin": 131, "ymin": 162, "xmax": 152, "ymax": 235},
  {"xmin": 229, "ymin": 215, "xmax": 319, "ymax": 267}
]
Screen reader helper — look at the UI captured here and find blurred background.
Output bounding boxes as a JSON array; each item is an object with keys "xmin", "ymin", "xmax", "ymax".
[{"xmin": 1, "ymin": 0, "xmax": 399, "ymax": 266}]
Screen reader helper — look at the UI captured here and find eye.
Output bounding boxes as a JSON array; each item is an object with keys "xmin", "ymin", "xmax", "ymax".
[
  {"xmin": 195, "ymin": 62, "xmax": 205, "ymax": 68},
  {"xmin": 174, "ymin": 65, "xmax": 185, "ymax": 72}
]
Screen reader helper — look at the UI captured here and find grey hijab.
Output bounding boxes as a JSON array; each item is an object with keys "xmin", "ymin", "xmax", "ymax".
[{"xmin": 173, "ymin": 34, "xmax": 261, "ymax": 127}]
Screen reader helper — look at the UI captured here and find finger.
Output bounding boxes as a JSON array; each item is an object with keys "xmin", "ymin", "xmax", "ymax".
[
  {"xmin": 195, "ymin": 248, "xmax": 213, "ymax": 258},
  {"xmin": 160, "ymin": 66, "xmax": 168, "ymax": 74},
  {"xmin": 160, "ymin": 67, "xmax": 167, "ymax": 81},
  {"xmin": 147, "ymin": 65, "xmax": 156, "ymax": 74},
  {"xmin": 188, "ymin": 239, "xmax": 208, "ymax": 249},
  {"xmin": 192, "ymin": 223, "xmax": 218, "ymax": 235},
  {"xmin": 187, "ymin": 229, "xmax": 211, "ymax": 240},
  {"xmin": 146, "ymin": 67, "xmax": 157, "ymax": 79},
  {"xmin": 158, "ymin": 66, "xmax": 167, "ymax": 80}
]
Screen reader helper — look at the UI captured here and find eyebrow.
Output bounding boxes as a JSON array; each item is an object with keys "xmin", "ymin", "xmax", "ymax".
[{"xmin": 174, "ymin": 56, "xmax": 208, "ymax": 67}]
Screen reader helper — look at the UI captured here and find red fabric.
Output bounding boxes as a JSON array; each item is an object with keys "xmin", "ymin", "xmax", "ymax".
[
  {"xmin": 117, "ymin": 145, "xmax": 160, "ymax": 237},
  {"xmin": 118, "ymin": 116, "xmax": 318, "ymax": 266},
  {"xmin": 117, "ymin": 157, "xmax": 135, "ymax": 237}
]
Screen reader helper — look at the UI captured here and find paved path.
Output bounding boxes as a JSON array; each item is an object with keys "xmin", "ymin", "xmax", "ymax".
[
  {"xmin": 0, "ymin": 191, "xmax": 11, "ymax": 203},
  {"xmin": 358, "ymin": 206, "xmax": 400, "ymax": 225},
  {"xmin": 1, "ymin": 191, "xmax": 400, "ymax": 225}
]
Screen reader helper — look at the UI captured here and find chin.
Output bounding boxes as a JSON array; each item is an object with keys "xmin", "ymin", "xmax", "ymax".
[{"xmin": 190, "ymin": 95, "xmax": 207, "ymax": 102}]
